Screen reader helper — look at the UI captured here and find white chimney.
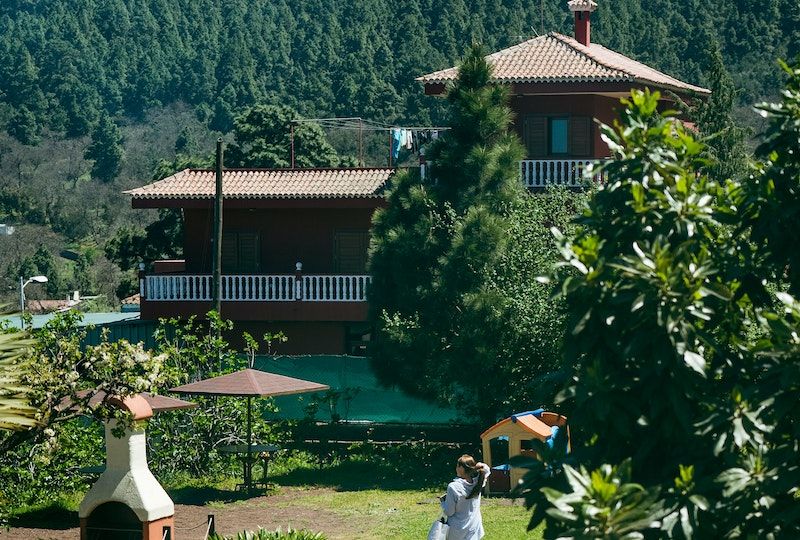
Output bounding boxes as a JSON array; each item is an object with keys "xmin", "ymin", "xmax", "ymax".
[{"xmin": 79, "ymin": 395, "xmax": 175, "ymax": 540}]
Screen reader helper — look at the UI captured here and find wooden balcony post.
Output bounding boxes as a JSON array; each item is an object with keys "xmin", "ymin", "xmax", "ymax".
[
  {"xmin": 294, "ymin": 262, "xmax": 303, "ymax": 301},
  {"xmin": 138, "ymin": 262, "xmax": 146, "ymax": 300}
]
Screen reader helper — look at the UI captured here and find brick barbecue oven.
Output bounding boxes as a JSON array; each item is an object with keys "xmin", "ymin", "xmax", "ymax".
[{"xmin": 79, "ymin": 394, "xmax": 177, "ymax": 540}]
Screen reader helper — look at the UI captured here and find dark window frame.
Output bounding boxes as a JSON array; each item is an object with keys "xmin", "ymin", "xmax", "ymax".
[
  {"xmin": 523, "ymin": 113, "xmax": 593, "ymax": 158},
  {"xmin": 221, "ymin": 229, "xmax": 261, "ymax": 274},
  {"xmin": 333, "ymin": 229, "xmax": 370, "ymax": 274},
  {"xmin": 548, "ymin": 117, "xmax": 570, "ymax": 156}
]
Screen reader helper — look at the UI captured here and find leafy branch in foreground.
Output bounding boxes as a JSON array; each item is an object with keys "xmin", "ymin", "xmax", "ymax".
[{"xmin": 518, "ymin": 61, "xmax": 800, "ymax": 539}]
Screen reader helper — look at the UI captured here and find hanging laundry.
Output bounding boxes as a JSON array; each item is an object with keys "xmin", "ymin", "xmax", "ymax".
[
  {"xmin": 404, "ymin": 130, "xmax": 413, "ymax": 150},
  {"xmin": 431, "ymin": 130, "xmax": 439, "ymax": 140},
  {"xmin": 391, "ymin": 128, "xmax": 402, "ymax": 160}
]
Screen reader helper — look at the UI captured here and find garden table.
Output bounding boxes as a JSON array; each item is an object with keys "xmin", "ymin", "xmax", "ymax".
[
  {"xmin": 170, "ymin": 368, "xmax": 328, "ymax": 492},
  {"xmin": 219, "ymin": 443, "xmax": 281, "ymax": 490}
]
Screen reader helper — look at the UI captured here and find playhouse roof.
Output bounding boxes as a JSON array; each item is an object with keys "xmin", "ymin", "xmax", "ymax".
[
  {"xmin": 124, "ymin": 168, "xmax": 395, "ymax": 201},
  {"xmin": 481, "ymin": 410, "xmax": 557, "ymax": 440},
  {"xmin": 417, "ymin": 32, "xmax": 709, "ymax": 95}
]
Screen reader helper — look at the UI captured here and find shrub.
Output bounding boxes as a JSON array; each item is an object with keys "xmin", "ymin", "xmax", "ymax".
[{"xmin": 210, "ymin": 527, "xmax": 326, "ymax": 540}]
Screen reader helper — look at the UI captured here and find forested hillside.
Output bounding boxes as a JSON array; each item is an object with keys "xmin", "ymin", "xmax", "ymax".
[{"xmin": 0, "ymin": 0, "xmax": 797, "ymax": 305}]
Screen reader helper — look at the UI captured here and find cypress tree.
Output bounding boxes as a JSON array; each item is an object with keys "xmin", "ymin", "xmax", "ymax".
[
  {"xmin": 695, "ymin": 42, "xmax": 749, "ymax": 182},
  {"xmin": 84, "ymin": 115, "xmax": 124, "ymax": 183}
]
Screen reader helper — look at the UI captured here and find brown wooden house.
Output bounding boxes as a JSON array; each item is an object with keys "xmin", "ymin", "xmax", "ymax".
[
  {"xmin": 126, "ymin": 0, "xmax": 709, "ymax": 355},
  {"xmin": 418, "ymin": 0, "xmax": 709, "ymax": 187},
  {"xmin": 126, "ymin": 168, "xmax": 392, "ymax": 354}
]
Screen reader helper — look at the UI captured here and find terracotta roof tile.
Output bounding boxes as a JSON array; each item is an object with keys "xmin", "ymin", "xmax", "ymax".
[
  {"xmin": 417, "ymin": 32, "xmax": 709, "ymax": 95},
  {"xmin": 125, "ymin": 168, "xmax": 395, "ymax": 200},
  {"xmin": 121, "ymin": 293, "xmax": 140, "ymax": 305}
]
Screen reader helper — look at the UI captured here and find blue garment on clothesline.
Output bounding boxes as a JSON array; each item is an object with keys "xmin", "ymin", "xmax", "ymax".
[{"xmin": 391, "ymin": 128, "xmax": 402, "ymax": 160}]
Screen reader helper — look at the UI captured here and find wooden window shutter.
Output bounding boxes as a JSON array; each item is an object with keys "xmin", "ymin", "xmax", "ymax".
[
  {"xmin": 523, "ymin": 116, "xmax": 547, "ymax": 157},
  {"xmin": 237, "ymin": 232, "xmax": 260, "ymax": 273},
  {"xmin": 570, "ymin": 116, "xmax": 592, "ymax": 156},
  {"xmin": 221, "ymin": 231, "xmax": 260, "ymax": 273},
  {"xmin": 221, "ymin": 231, "xmax": 238, "ymax": 273},
  {"xmin": 334, "ymin": 231, "xmax": 369, "ymax": 273}
]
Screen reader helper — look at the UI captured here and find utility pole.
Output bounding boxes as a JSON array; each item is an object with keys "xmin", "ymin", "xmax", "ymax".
[
  {"xmin": 212, "ymin": 138, "xmax": 224, "ymax": 318},
  {"xmin": 541, "ymin": 0, "xmax": 544, "ymax": 35}
]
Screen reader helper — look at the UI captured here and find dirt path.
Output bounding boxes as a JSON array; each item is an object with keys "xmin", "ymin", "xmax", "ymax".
[{"xmin": 1, "ymin": 487, "xmax": 366, "ymax": 540}]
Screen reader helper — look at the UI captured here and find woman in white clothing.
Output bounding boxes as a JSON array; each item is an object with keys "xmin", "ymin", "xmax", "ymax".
[{"xmin": 440, "ymin": 454, "xmax": 491, "ymax": 540}]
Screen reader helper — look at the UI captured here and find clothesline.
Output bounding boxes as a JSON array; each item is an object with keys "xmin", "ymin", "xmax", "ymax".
[
  {"xmin": 289, "ymin": 116, "xmax": 449, "ymax": 167},
  {"xmin": 292, "ymin": 116, "xmax": 450, "ymax": 132}
]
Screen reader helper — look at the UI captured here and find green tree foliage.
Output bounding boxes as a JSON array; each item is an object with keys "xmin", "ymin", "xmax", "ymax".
[
  {"xmin": 30, "ymin": 244, "xmax": 61, "ymax": 297},
  {"xmin": 226, "ymin": 104, "xmax": 342, "ymax": 168},
  {"xmin": 517, "ymin": 65, "xmax": 800, "ymax": 538},
  {"xmin": 84, "ymin": 115, "xmax": 124, "ymax": 183},
  {"xmin": 10, "ymin": 244, "xmax": 63, "ymax": 298},
  {"xmin": 0, "ymin": 0, "xmax": 789, "ymax": 145},
  {"xmin": 6, "ymin": 106, "xmax": 40, "ymax": 146},
  {"xmin": 146, "ymin": 313, "xmax": 279, "ymax": 478},
  {"xmin": 692, "ymin": 42, "xmax": 749, "ymax": 182},
  {"xmin": 370, "ymin": 46, "xmax": 575, "ymax": 421},
  {"xmin": 0, "ymin": 312, "xmax": 166, "ymax": 519},
  {"xmin": 174, "ymin": 126, "xmax": 196, "ymax": 155},
  {"xmin": 741, "ymin": 60, "xmax": 800, "ymax": 294}
]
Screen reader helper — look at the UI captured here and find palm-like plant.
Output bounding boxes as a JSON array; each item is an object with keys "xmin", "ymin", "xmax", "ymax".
[{"xmin": 0, "ymin": 330, "xmax": 38, "ymax": 431}]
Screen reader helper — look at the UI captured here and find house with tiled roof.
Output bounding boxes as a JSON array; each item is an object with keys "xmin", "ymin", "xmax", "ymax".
[
  {"xmin": 419, "ymin": 0, "xmax": 708, "ymax": 187},
  {"xmin": 126, "ymin": 0, "xmax": 708, "ymax": 354},
  {"xmin": 125, "ymin": 168, "xmax": 392, "ymax": 354}
]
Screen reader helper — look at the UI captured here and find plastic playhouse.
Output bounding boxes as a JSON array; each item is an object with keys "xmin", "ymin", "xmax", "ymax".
[{"xmin": 480, "ymin": 409, "xmax": 569, "ymax": 494}]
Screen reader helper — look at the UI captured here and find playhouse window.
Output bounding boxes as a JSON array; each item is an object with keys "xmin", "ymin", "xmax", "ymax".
[
  {"xmin": 489, "ymin": 436, "xmax": 510, "ymax": 464},
  {"xmin": 520, "ymin": 439, "xmax": 538, "ymax": 458}
]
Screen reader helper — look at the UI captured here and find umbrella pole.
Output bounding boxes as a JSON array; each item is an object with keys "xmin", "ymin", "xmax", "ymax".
[{"xmin": 247, "ymin": 395, "xmax": 252, "ymax": 492}]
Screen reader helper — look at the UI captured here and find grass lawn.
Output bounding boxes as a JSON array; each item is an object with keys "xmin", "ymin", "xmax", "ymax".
[
  {"xmin": 242, "ymin": 451, "xmax": 543, "ymax": 539},
  {"xmin": 271, "ymin": 487, "xmax": 542, "ymax": 539},
  {"xmin": 3, "ymin": 449, "xmax": 544, "ymax": 539}
]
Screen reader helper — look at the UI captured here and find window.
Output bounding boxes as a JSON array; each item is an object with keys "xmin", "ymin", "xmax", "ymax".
[
  {"xmin": 222, "ymin": 231, "xmax": 260, "ymax": 273},
  {"xmin": 523, "ymin": 115, "xmax": 592, "ymax": 157},
  {"xmin": 549, "ymin": 118, "xmax": 569, "ymax": 154},
  {"xmin": 334, "ymin": 230, "xmax": 369, "ymax": 273}
]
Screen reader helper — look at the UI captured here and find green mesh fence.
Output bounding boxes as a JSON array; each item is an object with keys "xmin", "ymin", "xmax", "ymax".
[{"xmin": 254, "ymin": 355, "xmax": 459, "ymax": 425}]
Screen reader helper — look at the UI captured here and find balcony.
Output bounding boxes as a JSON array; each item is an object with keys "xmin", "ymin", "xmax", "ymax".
[
  {"xmin": 520, "ymin": 159, "xmax": 608, "ymax": 188},
  {"xmin": 421, "ymin": 159, "xmax": 608, "ymax": 187},
  {"xmin": 142, "ymin": 274, "xmax": 371, "ymax": 303}
]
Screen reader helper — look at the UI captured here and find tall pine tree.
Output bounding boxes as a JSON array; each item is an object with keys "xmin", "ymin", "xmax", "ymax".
[
  {"xmin": 226, "ymin": 104, "xmax": 342, "ymax": 168},
  {"xmin": 369, "ymin": 46, "xmax": 528, "ymax": 422},
  {"xmin": 694, "ymin": 41, "xmax": 749, "ymax": 182},
  {"xmin": 84, "ymin": 115, "xmax": 124, "ymax": 183}
]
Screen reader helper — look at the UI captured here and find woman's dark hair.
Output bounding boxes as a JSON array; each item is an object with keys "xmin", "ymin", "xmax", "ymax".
[{"xmin": 457, "ymin": 454, "xmax": 485, "ymax": 499}]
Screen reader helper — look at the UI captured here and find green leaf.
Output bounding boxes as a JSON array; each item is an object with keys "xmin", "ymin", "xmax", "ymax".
[
  {"xmin": 683, "ymin": 351, "xmax": 707, "ymax": 377},
  {"xmin": 689, "ymin": 494, "xmax": 709, "ymax": 511}
]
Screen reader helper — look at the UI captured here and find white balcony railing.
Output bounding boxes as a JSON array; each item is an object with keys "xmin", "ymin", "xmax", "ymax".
[
  {"xmin": 520, "ymin": 159, "xmax": 607, "ymax": 188},
  {"xmin": 422, "ymin": 159, "xmax": 607, "ymax": 187},
  {"xmin": 142, "ymin": 274, "xmax": 371, "ymax": 302}
]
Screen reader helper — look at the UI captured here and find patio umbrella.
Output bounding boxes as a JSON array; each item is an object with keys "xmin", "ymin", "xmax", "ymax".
[{"xmin": 169, "ymin": 368, "xmax": 329, "ymax": 488}]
